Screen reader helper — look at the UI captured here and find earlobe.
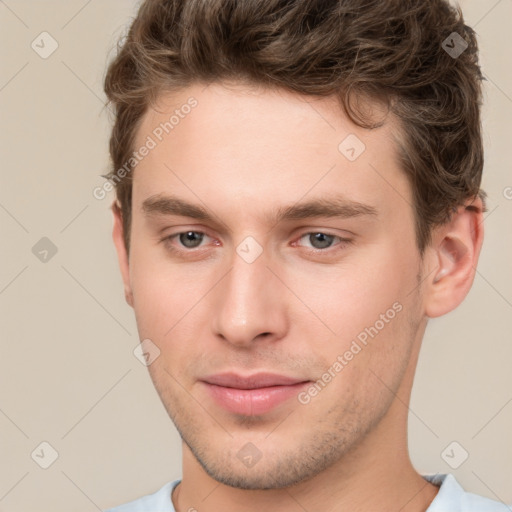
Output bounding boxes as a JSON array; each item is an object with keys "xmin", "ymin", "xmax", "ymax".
[
  {"xmin": 424, "ymin": 198, "xmax": 484, "ymax": 318},
  {"xmin": 111, "ymin": 201, "xmax": 134, "ymax": 308}
]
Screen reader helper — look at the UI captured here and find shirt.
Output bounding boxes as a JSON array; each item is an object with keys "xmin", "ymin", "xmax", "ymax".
[{"xmin": 104, "ymin": 473, "xmax": 511, "ymax": 511}]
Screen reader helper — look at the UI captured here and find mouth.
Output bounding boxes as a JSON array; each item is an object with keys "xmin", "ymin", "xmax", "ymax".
[{"xmin": 200, "ymin": 372, "xmax": 311, "ymax": 416}]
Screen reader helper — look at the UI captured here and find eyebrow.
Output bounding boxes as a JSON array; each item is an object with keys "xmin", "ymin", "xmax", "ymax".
[{"xmin": 142, "ymin": 194, "xmax": 378, "ymax": 225}]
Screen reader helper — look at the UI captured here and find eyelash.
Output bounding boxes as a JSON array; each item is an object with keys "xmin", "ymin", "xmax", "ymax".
[{"xmin": 161, "ymin": 230, "xmax": 353, "ymax": 256}]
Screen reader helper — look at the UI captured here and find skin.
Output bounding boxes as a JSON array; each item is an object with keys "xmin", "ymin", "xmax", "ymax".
[{"xmin": 112, "ymin": 81, "xmax": 484, "ymax": 512}]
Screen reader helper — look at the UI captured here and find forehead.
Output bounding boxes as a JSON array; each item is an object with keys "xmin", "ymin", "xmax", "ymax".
[{"xmin": 131, "ymin": 82, "xmax": 412, "ymax": 225}]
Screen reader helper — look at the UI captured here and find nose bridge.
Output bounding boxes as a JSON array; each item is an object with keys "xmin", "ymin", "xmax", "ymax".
[{"xmin": 212, "ymin": 245, "xmax": 286, "ymax": 346}]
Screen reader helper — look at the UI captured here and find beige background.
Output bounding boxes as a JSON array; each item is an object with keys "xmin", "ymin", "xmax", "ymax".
[{"xmin": 0, "ymin": 1, "xmax": 511, "ymax": 510}]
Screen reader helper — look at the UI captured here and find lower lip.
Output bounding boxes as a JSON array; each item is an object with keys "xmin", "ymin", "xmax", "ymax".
[{"xmin": 201, "ymin": 381, "xmax": 310, "ymax": 416}]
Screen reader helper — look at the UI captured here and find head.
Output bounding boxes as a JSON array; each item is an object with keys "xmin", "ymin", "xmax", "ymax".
[{"xmin": 104, "ymin": 0, "xmax": 485, "ymax": 490}]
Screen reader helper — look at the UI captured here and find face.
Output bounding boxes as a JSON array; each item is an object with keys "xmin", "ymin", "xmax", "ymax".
[{"xmin": 116, "ymin": 82, "xmax": 428, "ymax": 489}]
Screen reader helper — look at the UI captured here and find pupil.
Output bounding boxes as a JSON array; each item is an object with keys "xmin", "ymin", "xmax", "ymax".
[
  {"xmin": 311, "ymin": 233, "xmax": 332, "ymax": 249},
  {"xmin": 180, "ymin": 231, "xmax": 203, "ymax": 248}
]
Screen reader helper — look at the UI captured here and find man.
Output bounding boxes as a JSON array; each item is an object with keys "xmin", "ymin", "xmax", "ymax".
[{"xmin": 102, "ymin": 0, "xmax": 508, "ymax": 510}]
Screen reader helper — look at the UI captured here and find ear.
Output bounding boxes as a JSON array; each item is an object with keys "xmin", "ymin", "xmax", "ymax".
[
  {"xmin": 111, "ymin": 201, "xmax": 134, "ymax": 307},
  {"xmin": 423, "ymin": 196, "xmax": 485, "ymax": 318}
]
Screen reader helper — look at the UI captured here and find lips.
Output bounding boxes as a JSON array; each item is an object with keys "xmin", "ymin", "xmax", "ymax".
[
  {"xmin": 203, "ymin": 372, "xmax": 307, "ymax": 389},
  {"xmin": 200, "ymin": 372, "xmax": 311, "ymax": 416}
]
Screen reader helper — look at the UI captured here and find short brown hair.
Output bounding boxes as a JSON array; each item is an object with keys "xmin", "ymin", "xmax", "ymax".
[{"xmin": 103, "ymin": 0, "xmax": 486, "ymax": 255}]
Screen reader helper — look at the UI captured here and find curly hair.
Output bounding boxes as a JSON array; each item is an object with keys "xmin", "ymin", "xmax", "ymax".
[{"xmin": 103, "ymin": 0, "xmax": 486, "ymax": 255}]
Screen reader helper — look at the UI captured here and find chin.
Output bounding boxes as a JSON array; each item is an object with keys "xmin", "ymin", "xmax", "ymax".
[{"xmin": 185, "ymin": 435, "xmax": 340, "ymax": 491}]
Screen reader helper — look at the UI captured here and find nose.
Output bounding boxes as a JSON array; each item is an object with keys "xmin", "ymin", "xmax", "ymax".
[{"xmin": 211, "ymin": 246, "xmax": 289, "ymax": 348}]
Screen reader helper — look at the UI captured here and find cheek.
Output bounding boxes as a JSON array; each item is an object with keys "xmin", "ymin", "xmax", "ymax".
[
  {"xmin": 292, "ymin": 240, "xmax": 421, "ymax": 401},
  {"xmin": 128, "ymin": 243, "xmax": 182, "ymax": 339},
  {"xmin": 128, "ymin": 242, "xmax": 217, "ymax": 368},
  {"xmin": 292, "ymin": 238, "xmax": 419, "ymax": 341}
]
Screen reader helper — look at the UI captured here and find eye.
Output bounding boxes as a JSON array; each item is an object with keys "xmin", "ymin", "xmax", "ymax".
[
  {"xmin": 161, "ymin": 230, "xmax": 352, "ymax": 256},
  {"xmin": 165, "ymin": 231, "xmax": 211, "ymax": 250},
  {"xmin": 295, "ymin": 232, "xmax": 352, "ymax": 251}
]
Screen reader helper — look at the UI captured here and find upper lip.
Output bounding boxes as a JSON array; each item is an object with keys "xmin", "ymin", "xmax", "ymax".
[{"xmin": 201, "ymin": 373, "xmax": 310, "ymax": 390}]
